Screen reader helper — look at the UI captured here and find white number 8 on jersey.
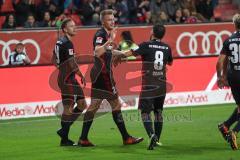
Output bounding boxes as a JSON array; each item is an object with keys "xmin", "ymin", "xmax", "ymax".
[{"xmin": 154, "ymin": 51, "xmax": 164, "ymax": 70}]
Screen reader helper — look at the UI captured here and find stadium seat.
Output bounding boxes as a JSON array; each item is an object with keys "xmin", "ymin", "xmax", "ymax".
[
  {"xmin": 218, "ymin": 0, "xmax": 232, "ymax": 4},
  {"xmin": 214, "ymin": 3, "xmax": 239, "ymax": 21},
  {"xmin": 0, "ymin": 16, "xmax": 6, "ymax": 29},
  {"xmin": 70, "ymin": 14, "xmax": 82, "ymax": 26},
  {"xmin": 0, "ymin": 0, "xmax": 14, "ymax": 13}
]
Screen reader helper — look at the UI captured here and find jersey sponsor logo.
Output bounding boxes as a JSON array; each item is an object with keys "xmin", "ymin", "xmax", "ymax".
[
  {"xmin": 96, "ymin": 37, "xmax": 103, "ymax": 44},
  {"xmin": 176, "ymin": 31, "xmax": 231, "ymax": 56},
  {"xmin": 0, "ymin": 39, "xmax": 41, "ymax": 66},
  {"xmin": 68, "ymin": 49, "xmax": 74, "ymax": 55}
]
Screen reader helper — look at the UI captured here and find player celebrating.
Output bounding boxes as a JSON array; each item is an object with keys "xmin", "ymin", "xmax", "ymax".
[
  {"xmin": 112, "ymin": 24, "xmax": 173, "ymax": 150},
  {"xmin": 53, "ymin": 19, "xmax": 87, "ymax": 146},
  {"xmin": 217, "ymin": 13, "xmax": 240, "ymax": 150},
  {"xmin": 78, "ymin": 9, "xmax": 143, "ymax": 147}
]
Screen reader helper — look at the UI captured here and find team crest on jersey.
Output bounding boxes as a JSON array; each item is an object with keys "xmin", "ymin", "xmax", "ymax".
[
  {"xmin": 96, "ymin": 37, "xmax": 103, "ymax": 43},
  {"xmin": 68, "ymin": 49, "xmax": 74, "ymax": 55}
]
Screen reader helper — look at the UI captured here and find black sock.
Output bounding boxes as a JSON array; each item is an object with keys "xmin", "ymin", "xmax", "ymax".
[
  {"xmin": 141, "ymin": 112, "xmax": 154, "ymax": 138},
  {"xmin": 60, "ymin": 108, "xmax": 83, "ymax": 140},
  {"xmin": 154, "ymin": 111, "xmax": 163, "ymax": 141},
  {"xmin": 80, "ymin": 111, "xmax": 95, "ymax": 140},
  {"xmin": 60, "ymin": 120, "xmax": 72, "ymax": 140},
  {"xmin": 224, "ymin": 107, "xmax": 238, "ymax": 128},
  {"xmin": 71, "ymin": 107, "xmax": 83, "ymax": 122},
  {"xmin": 112, "ymin": 110, "xmax": 130, "ymax": 140}
]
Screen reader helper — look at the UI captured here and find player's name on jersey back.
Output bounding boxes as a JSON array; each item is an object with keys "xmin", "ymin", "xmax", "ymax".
[{"xmin": 148, "ymin": 45, "xmax": 168, "ymax": 49}]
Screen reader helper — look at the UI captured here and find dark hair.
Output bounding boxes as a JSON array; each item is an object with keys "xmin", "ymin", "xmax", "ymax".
[
  {"xmin": 27, "ymin": 13, "xmax": 35, "ymax": 18},
  {"xmin": 61, "ymin": 18, "xmax": 72, "ymax": 32},
  {"xmin": 2, "ymin": 13, "xmax": 16, "ymax": 28},
  {"xmin": 121, "ymin": 31, "xmax": 134, "ymax": 46},
  {"xmin": 16, "ymin": 42, "xmax": 24, "ymax": 47},
  {"xmin": 153, "ymin": 24, "xmax": 166, "ymax": 39},
  {"xmin": 5, "ymin": 14, "xmax": 15, "ymax": 22}
]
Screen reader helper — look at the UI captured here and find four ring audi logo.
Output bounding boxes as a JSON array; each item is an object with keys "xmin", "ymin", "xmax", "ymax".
[
  {"xmin": 0, "ymin": 30, "xmax": 232, "ymax": 65},
  {"xmin": 0, "ymin": 39, "xmax": 41, "ymax": 66},
  {"xmin": 176, "ymin": 31, "xmax": 232, "ymax": 57}
]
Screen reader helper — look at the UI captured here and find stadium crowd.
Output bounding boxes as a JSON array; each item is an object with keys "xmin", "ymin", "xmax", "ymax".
[{"xmin": 0, "ymin": 0, "xmax": 239, "ymax": 29}]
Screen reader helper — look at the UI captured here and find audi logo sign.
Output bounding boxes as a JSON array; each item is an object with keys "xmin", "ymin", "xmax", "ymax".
[
  {"xmin": 0, "ymin": 39, "xmax": 41, "ymax": 66},
  {"xmin": 0, "ymin": 24, "xmax": 234, "ymax": 65},
  {"xmin": 176, "ymin": 31, "xmax": 232, "ymax": 57}
]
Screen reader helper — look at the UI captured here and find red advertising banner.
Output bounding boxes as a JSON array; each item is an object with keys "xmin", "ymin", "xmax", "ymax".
[
  {"xmin": 0, "ymin": 57, "xmax": 218, "ymax": 104},
  {"xmin": 0, "ymin": 22, "xmax": 235, "ymax": 65}
]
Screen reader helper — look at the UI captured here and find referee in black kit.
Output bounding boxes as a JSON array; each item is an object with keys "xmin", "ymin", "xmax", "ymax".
[{"xmin": 52, "ymin": 18, "xmax": 87, "ymax": 146}]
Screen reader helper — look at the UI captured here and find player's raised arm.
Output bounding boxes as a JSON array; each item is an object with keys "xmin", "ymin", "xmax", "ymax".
[
  {"xmin": 111, "ymin": 49, "xmax": 133, "ymax": 57},
  {"xmin": 94, "ymin": 11, "xmax": 117, "ymax": 58},
  {"xmin": 94, "ymin": 40, "xmax": 113, "ymax": 57}
]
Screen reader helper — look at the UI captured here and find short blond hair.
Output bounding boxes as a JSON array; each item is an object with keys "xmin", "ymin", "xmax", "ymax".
[
  {"xmin": 100, "ymin": 9, "xmax": 114, "ymax": 22},
  {"xmin": 233, "ymin": 13, "xmax": 240, "ymax": 29}
]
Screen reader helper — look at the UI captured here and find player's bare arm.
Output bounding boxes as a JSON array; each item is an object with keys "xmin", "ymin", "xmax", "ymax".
[
  {"xmin": 68, "ymin": 59, "xmax": 86, "ymax": 87},
  {"xmin": 216, "ymin": 54, "xmax": 228, "ymax": 88},
  {"xmin": 94, "ymin": 40, "xmax": 112, "ymax": 57},
  {"xmin": 95, "ymin": 28, "xmax": 117, "ymax": 57}
]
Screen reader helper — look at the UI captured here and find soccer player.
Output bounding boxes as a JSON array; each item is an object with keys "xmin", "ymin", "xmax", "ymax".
[
  {"xmin": 53, "ymin": 18, "xmax": 87, "ymax": 146},
  {"xmin": 112, "ymin": 24, "xmax": 173, "ymax": 150},
  {"xmin": 78, "ymin": 9, "xmax": 143, "ymax": 147},
  {"xmin": 217, "ymin": 13, "xmax": 240, "ymax": 150}
]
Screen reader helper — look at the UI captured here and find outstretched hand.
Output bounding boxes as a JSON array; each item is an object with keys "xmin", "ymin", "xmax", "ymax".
[
  {"xmin": 112, "ymin": 55, "xmax": 122, "ymax": 67},
  {"xmin": 217, "ymin": 77, "xmax": 229, "ymax": 89}
]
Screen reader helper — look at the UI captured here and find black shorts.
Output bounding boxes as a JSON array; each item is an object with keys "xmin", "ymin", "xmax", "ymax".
[
  {"xmin": 228, "ymin": 73, "xmax": 240, "ymax": 105},
  {"xmin": 138, "ymin": 95, "xmax": 166, "ymax": 113},
  {"xmin": 91, "ymin": 72, "xmax": 118, "ymax": 100},
  {"xmin": 138, "ymin": 84, "xmax": 166, "ymax": 113},
  {"xmin": 58, "ymin": 75, "xmax": 85, "ymax": 103}
]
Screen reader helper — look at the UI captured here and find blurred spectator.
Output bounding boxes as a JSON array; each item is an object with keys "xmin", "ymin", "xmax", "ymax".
[
  {"xmin": 232, "ymin": 0, "xmax": 240, "ymax": 7},
  {"xmin": 196, "ymin": 0, "xmax": 214, "ymax": 21},
  {"xmin": 119, "ymin": 31, "xmax": 138, "ymax": 60},
  {"xmin": 100, "ymin": 0, "xmax": 117, "ymax": 10},
  {"xmin": 80, "ymin": 0, "xmax": 99, "ymax": 25},
  {"xmin": 0, "ymin": 0, "xmax": 229, "ymax": 27},
  {"xmin": 63, "ymin": 0, "xmax": 73, "ymax": 13},
  {"xmin": 172, "ymin": 8, "xmax": 184, "ymax": 23},
  {"xmin": 8, "ymin": 43, "xmax": 30, "ymax": 66},
  {"xmin": 180, "ymin": 0, "xmax": 196, "ymax": 13},
  {"xmin": 36, "ymin": 0, "xmax": 62, "ymax": 21},
  {"xmin": 150, "ymin": 0, "xmax": 168, "ymax": 20},
  {"xmin": 12, "ymin": 0, "xmax": 36, "ymax": 27},
  {"xmin": 182, "ymin": 8, "xmax": 200, "ymax": 23},
  {"xmin": 116, "ymin": 0, "xmax": 129, "ymax": 24},
  {"xmin": 2, "ymin": 14, "xmax": 17, "ymax": 29},
  {"xmin": 137, "ymin": 0, "xmax": 151, "ymax": 24},
  {"xmin": 127, "ymin": 0, "xmax": 138, "ymax": 24},
  {"xmin": 24, "ymin": 14, "xmax": 39, "ymax": 28},
  {"xmin": 212, "ymin": 0, "xmax": 218, "ymax": 8},
  {"xmin": 152, "ymin": 11, "xmax": 173, "ymax": 25},
  {"xmin": 165, "ymin": 0, "xmax": 181, "ymax": 19},
  {"xmin": 55, "ymin": 13, "xmax": 68, "ymax": 28},
  {"xmin": 38, "ymin": 11, "xmax": 56, "ymax": 27},
  {"xmin": 0, "ymin": 0, "xmax": 3, "ymax": 11}
]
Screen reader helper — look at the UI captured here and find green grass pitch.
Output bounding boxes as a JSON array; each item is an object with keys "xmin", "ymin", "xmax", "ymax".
[{"xmin": 1, "ymin": 103, "xmax": 240, "ymax": 160}]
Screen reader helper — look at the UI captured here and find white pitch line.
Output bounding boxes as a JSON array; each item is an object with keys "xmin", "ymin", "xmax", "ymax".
[{"xmin": 0, "ymin": 117, "xmax": 58, "ymax": 125}]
